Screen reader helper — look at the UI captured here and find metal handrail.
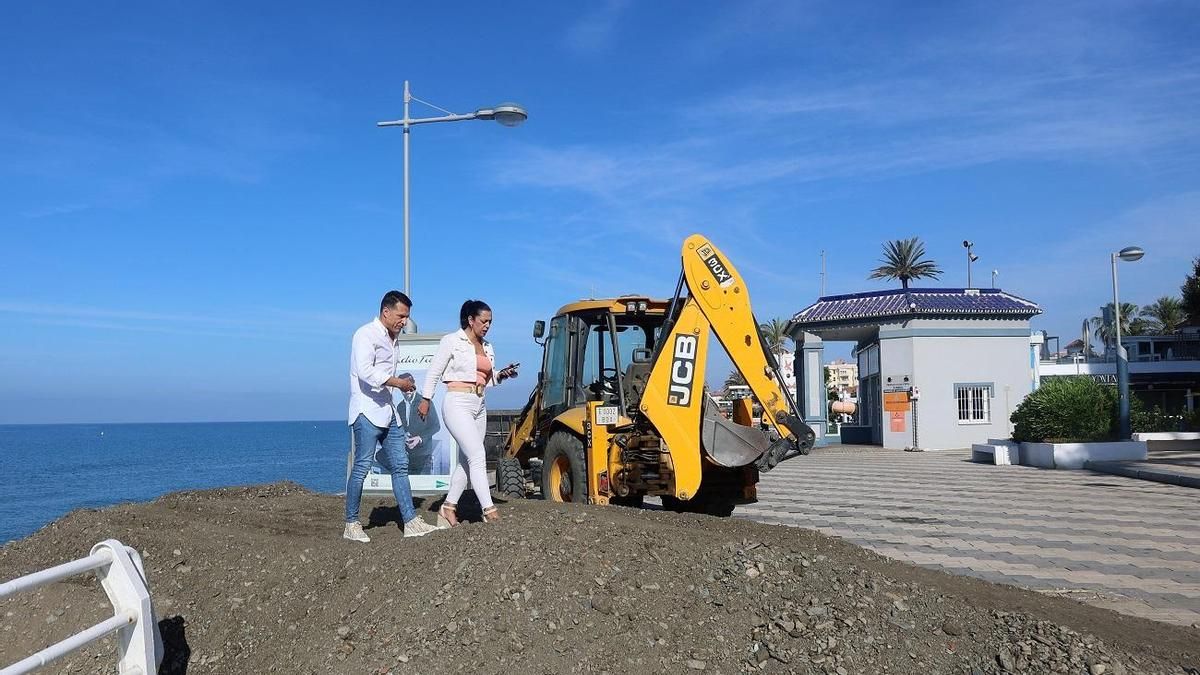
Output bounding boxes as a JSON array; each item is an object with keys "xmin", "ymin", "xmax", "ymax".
[{"xmin": 0, "ymin": 539, "xmax": 161, "ymax": 675}]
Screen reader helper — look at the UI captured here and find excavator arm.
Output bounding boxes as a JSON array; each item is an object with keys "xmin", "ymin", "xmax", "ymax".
[{"xmin": 641, "ymin": 234, "xmax": 815, "ymax": 499}]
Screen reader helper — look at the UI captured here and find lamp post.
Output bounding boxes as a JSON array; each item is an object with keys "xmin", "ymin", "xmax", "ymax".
[
  {"xmin": 963, "ymin": 240, "xmax": 979, "ymax": 288},
  {"xmin": 377, "ymin": 80, "xmax": 527, "ymax": 328},
  {"xmin": 1110, "ymin": 245, "xmax": 1145, "ymax": 440}
]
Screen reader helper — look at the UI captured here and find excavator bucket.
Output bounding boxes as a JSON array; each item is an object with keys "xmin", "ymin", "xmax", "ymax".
[{"xmin": 700, "ymin": 396, "xmax": 770, "ymax": 468}]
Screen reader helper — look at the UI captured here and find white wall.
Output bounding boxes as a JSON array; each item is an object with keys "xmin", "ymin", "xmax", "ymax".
[
  {"xmin": 904, "ymin": 334, "xmax": 1033, "ymax": 450},
  {"xmin": 878, "ymin": 336, "xmax": 915, "ymax": 449}
]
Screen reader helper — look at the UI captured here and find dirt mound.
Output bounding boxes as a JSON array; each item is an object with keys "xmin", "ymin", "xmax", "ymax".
[{"xmin": 1, "ymin": 483, "xmax": 1197, "ymax": 674}]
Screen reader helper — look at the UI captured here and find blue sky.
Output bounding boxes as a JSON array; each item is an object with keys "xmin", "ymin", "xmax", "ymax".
[{"xmin": 2, "ymin": 1, "xmax": 1199, "ymax": 424}]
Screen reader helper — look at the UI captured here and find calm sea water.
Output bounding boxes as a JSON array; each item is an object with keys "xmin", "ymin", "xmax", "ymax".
[{"xmin": 0, "ymin": 421, "xmax": 350, "ymax": 545}]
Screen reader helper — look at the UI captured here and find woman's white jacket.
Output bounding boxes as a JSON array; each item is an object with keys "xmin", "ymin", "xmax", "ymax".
[{"xmin": 421, "ymin": 329, "xmax": 498, "ymax": 400}]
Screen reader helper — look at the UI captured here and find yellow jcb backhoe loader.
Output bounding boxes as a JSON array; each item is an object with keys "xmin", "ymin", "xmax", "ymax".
[{"xmin": 499, "ymin": 234, "xmax": 815, "ymax": 516}]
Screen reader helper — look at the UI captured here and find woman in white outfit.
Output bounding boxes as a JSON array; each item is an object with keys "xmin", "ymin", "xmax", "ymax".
[{"xmin": 419, "ymin": 300, "xmax": 517, "ymax": 525}]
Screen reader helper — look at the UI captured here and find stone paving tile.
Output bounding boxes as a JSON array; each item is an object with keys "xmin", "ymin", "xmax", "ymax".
[
  {"xmin": 740, "ymin": 446, "xmax": 1200, "ymax": 627},
  {"xmin": 1087, "ymin": 450, "xmax": 1200, "ymax": 488}
]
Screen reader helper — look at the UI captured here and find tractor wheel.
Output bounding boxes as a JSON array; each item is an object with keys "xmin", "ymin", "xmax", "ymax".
[
  {"xmin": 541, "ymin": 432, "xmax": 588, "ymax": 504},
  {"xmin": 496, "ymin": 456, "xmax": 526, "ymax": 499}
]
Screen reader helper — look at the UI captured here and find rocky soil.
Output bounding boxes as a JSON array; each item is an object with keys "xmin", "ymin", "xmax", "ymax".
[{"xmin": 1, "ymin": 482, "xmax": 1198, "ymax": 674}]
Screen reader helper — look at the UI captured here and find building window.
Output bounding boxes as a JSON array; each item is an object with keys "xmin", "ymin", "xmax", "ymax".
[{"xmin": 955, "ymin": 383, "xmax": 993, "ymax": 424}]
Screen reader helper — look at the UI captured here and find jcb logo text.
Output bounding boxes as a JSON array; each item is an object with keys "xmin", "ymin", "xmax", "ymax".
[{"xmin": 667, "ymin": 335, "xmax": 697, "ymax": 406}]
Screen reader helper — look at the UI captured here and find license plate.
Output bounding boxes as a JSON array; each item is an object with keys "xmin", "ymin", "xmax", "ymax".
[{"xmin": 594, "ymin": 406, "xmax": 619, "ymax": 426}]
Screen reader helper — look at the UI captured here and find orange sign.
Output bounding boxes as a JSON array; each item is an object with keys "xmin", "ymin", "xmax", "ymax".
[
  {"xmin": 889, "ymin": 411, "xmax": 906, "ymax": 432},
  {"xmin": 883, "ymin": 392, "xmax": 910, "ymax": 412}
]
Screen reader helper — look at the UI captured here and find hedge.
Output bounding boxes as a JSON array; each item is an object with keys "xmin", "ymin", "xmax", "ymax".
[{"xmin": 1011, "ymin": 377, "xmax": 1115, "ymax": 443}]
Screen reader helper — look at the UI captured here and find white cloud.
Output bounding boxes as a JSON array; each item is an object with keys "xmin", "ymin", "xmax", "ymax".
[
  {"xmin": 563, "ymin": 0, "xmax": 630, "ymax": 55},
  {"xmin": 494, "ymin": 57, "xmax": 1200, "ymax": 211},
  {"xmin": 0, "ymin": 301, "xmax": 354, "ymax": 339},
  {"xmin": 993, "ymin": 191, "xmax": 1200, "ymax": 339}
]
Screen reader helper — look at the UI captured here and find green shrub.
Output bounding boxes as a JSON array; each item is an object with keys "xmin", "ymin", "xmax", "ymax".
[
  {"xmin": 1188, "ymin": 408, "xmax": 1200, "ymax": 432},
  {"xmin": 1130, "ymin": 401, "xmax": 1183, "ymax": 433},
  {"xmin": 1011, "ymin": 377, "xmax": 1115, "ymax": 443}
]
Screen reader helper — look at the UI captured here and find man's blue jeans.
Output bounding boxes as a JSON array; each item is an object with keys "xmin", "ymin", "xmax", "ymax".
[{"xmin": 346, "ymin": 413, "xmax": 416, "ymax": 524}]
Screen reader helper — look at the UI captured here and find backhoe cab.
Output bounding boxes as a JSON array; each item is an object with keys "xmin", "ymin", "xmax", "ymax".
[{"xmin": 500, "ymin": 234, "xmax": 814, "ymax": 516}]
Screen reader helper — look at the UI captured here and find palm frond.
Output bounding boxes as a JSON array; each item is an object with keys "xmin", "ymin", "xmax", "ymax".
[{"xmin": 867, "ymin": 237, "xmax": 943, "ymax": 289}]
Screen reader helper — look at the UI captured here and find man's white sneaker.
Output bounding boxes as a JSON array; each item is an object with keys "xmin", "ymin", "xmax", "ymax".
[
  {"xmin": 403, "ymin": 516, "xmax": 440, "ymax": 537},
  {"xmin": 343, "ymin": 522, "xmax": 371, "ymax": 543}
]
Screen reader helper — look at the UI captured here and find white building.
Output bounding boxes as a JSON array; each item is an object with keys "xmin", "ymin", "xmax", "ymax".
[
  {"xmin": 1038, "ymin": 332, "xmax": 1200, "ymax": 414},
  {"xmin": 786, "ymin": 288, "xmax": 1042, "ymax": 450},
  {"xmin": 825, "ymin": 360, "xmax": 859, "ymax": 395}
]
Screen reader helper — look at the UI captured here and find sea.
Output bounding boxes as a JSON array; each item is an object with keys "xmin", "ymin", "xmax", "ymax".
[{"xmin": 0, "ymin": 421, "xmax": 349, "ymax": 545}]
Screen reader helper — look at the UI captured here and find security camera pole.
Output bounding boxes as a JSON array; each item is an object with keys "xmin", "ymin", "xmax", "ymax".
[{"xmin": 962, "ymin": 240, "xmax": 979, "ymax": 288}]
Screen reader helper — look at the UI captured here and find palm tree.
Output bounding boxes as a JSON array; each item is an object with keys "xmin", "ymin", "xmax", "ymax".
[
  {"xmin": 758, "ymin": 318, "xmax": 791, "ymax": 354},
  {"xmin": 724, "ymin": 370, "xmax": 747, "ymax": 390},
  {"xmin": 1091, "ymin": 302, "xmax": 1141, "ymax": 347},
  {"xmin": 868, "ymin": 237, "xmax": 942, "ymax": 289},
  {"xmin": 1079, "ymin": 319, "xmax": 1097, "ymax": 359},
  {"xmin": 1140, "ymin": 296, "xmax": 1186, "ymax": 334}
]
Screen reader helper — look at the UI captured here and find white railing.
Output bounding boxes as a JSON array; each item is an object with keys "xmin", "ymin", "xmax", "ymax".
[{"xmin": 0, "ymin": 539, "xmax": 162, "ymax": 675}]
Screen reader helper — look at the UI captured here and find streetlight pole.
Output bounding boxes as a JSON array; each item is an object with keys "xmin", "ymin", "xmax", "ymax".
[
  {"xmin": 378, "ymin": 80, "xmax": 528, "ymax": 321},
  {"xmin": 1110, "ymin": 245, "xmax": 1144, "ymax": 440},
  {"xmin": 402, "ymin": 81, "xmax": 411, "ymax": 297}
]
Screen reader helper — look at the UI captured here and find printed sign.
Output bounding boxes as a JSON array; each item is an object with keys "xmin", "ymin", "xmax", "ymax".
[
  {"xmin": 594, "ymin": 406, "xmax": 619, "ymax": 426},
  {"xmin": 1041, "ymin": 373, "xmax": 1117, "ymax": 385},
  {"xmin": 352, "ymin": 332, "xmax": 459, "ymax": 496},
  {"xmin": 696, "ymin": 243, "xmax": 735, "ymax": 288},
  {"xmin": 889, "ymin": 411, "xmax": 906, "ymax": 432},
  {"xmin": 883, "ymin": 374, "xmax": 914, "ymax": 393},
  {"xmin": 883, "ymin": 391, "xmax": 910, "ymax": 412}
]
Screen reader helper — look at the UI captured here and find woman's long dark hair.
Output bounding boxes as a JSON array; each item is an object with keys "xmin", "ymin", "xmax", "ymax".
[{"xmin": 460, "ymin": 299, "xmax": 492, "ymax": 329}]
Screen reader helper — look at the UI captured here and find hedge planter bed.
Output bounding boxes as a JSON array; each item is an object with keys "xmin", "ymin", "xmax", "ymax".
[{"xmin": 1018, "ymin": 440, "xmax": 1148, "ymax": 470}]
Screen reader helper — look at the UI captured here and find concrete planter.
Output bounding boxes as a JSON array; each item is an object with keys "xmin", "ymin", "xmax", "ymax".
[
  {"xmin": 1132, "ymin": 432, "xmax": 1200, "ymax": 452},
  {"xmin": 1019, "ymin": 441, "xmax": 1147, "ymax": 469}
]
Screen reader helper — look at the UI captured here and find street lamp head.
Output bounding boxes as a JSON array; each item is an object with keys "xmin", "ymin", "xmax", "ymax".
[
  {"xmin": 1117, "ymin": 246, "xmax": 1144, "ymax": 262},
  {"xmin": 969, "ymin": 254, "xmax": 979, "ymax": 262},
  {"xmin": 476, "ymin": 103, "xmax": 528, "ymax": 127},
  {"xmin": 962, "ymin": 240, "xmax": 972, "ymax": 248}
]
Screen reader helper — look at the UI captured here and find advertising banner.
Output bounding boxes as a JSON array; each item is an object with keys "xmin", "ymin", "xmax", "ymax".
[{"xmin": 351, "ymin": 333, "xmax": 459, "ymax": 496}]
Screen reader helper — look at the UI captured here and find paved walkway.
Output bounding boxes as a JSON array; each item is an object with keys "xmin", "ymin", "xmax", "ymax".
[
  {"xmin": 1088, "ymin": 450, "xmax": 1200, "ymax": 489},
  {"xmin": 738, "ymin": 446, "xmax": 1200, "ymax": 627}
]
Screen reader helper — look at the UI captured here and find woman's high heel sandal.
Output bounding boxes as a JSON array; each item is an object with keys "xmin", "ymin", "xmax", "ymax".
[
  {"xmin": 437, "ymin": 503, "xmax": 459, "ymax": 528},
  {"xmin": 482, "ymin": 506, "xmax": 500, "ymax": 523}
]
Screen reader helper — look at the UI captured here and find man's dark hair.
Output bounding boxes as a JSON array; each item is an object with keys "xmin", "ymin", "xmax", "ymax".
[
  {"xmin": 396, "ymin": 372, "xmax": 415, "ymax": 381},
  {"xmin": 381, "ymin": 290, "xmax": 412, "ymax": 313},
  {"xmin": 459, "ymin": 299, "xmax": 492, "ymax": 329}
]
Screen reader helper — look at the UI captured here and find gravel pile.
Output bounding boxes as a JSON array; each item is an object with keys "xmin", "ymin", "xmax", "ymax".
[{"xmin": 1, "ymin": 482, "xmax": 1197, "ymax": 674}]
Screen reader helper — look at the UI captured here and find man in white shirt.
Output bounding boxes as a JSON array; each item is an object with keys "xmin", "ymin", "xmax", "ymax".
[{"xmin": 344, "ymin": 291, "xmax": 441, "ymax": 542}]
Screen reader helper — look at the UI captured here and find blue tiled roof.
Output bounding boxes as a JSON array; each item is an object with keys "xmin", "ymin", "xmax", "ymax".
[{"xmin": 789, "ymin": 288, "xmax": 1041, "ymax": 326}]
